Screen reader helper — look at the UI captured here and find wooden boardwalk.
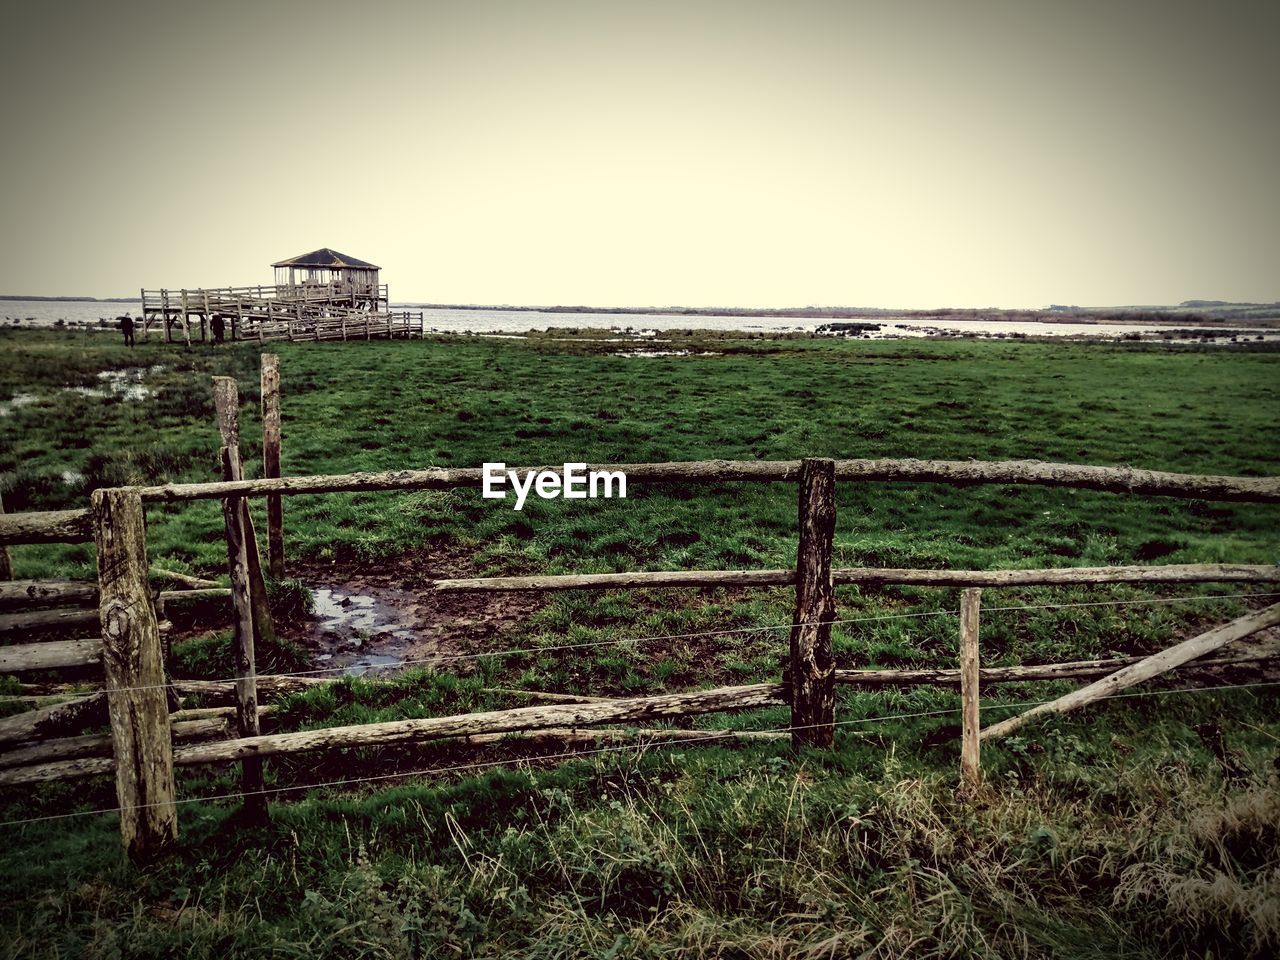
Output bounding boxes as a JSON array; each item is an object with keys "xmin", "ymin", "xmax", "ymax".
[{"xmin": 138, "ymin": 283, "xmax": 425, "ymax": 343}]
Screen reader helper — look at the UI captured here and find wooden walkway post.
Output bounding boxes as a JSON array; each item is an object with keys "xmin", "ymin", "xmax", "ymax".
[
  {"xmin": 161, "ymin": 290, "xmax": 172, "ymax": 343},
  {"xmin": 180, "ymin": 290, "xmax": 192, "ymax": 348},
  {"xmin": 959, "ymin": 587, "xmax": 981, "ymax": 790},
  {"xmin": 789, "ymin": 458, "xmax": 836, "ymax": 748},
  {"xmin": 260, "ymin": 354, "xmax": 284, "ymax": 579},
  {"xmin": 92, "ymin": 487, "xmax": 178, "ymax": 862},
  {"xmin": 212, "ymin": 378, "xmax": 268, "ymax": 822}
]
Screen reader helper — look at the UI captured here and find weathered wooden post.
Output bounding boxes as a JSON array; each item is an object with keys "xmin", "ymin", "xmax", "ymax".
[
  {"xmin": 92, "ymin": 487, "xmax": 178, "ymax": 862},
  {"xmin": 180, "ymin": 290, "xmax": 192, "ymax": 348},
  {"xmin": 959, "ymin": 587, "xmax": 982, "ymax": 790},
  {"xmin": 789, "ymin": 458, "xmax": 836, "ymax": 748},
  {"xmin": 212, "ymin": 378, "xmax": 268, "ymax": 822},
  {"xmin": 136, "ymin": 287, "xmax": 148, "ymax": 343},
  {"xmin": 161, "ymin": 289, "xmax": 172, "ymax": 343},
  {"xmin": 261, "ymin": 355, "xmax": 285, "ymax": 579},
  {"xmin": 0, "ymin": 494, "xmax": 12, "ymax": 581}
]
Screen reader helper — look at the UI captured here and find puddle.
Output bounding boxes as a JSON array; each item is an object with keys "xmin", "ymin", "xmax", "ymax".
[
  {"xmin": 0, "ymin": 393, "xmax": 38, "ymax": 416},
  {"xmin": 304, "ymin": 585, "xmax": 421, "ymax": 676},
  {"xmin": 280, "ymin": 563, "xmax": 546, "ymax": 682},
  {"xmin": 614, "ymin": 350, "xmax": 722, "ymax": 358},
  {"xmin": 67, "ymin": 367, "xmax": 163, "ymax": 401}
]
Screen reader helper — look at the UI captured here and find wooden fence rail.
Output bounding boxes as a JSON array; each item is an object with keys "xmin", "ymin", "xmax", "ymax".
[
  {"xmin": 431, "ymin": 563, "xmax": 1280, "ymax": 592},
  {"xmin": 125, "ymin": 457, "xmax": 1280, "ymax": 504},
  {"xmin": 0, "ymin": 509, "xmax": 94, "ymax": 546},
  {"xmin": 0, "ymin": 579, "xmax": 100, "ymax": 609},
  {"xmin": 4, "ymin": 647, "xmax": 1271, "ymax": 787}
]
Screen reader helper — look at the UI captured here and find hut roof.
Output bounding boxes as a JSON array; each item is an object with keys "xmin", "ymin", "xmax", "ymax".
[{"xmin": 272, "ymin": 248, "xmax": 381, "ymax": 270}]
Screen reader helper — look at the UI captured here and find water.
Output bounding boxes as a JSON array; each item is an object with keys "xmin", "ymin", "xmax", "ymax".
[
  {"xmin": 307, "ymin": 585, "xmax": 419, "ymax": 676},
  {"xmin": 0, "ymin": 393, "xmax": 38, "ymax": 416},
  {"xmin": 0, "ymin": 299, "xmax": 142, "ymax": 329},
  {"xmin": 2, "ymin": 298, "xmax": 1276, "ymax": 342},
  {"xmin": 70, "ymin": 367, "xmax": 161, "ymax": 400}
]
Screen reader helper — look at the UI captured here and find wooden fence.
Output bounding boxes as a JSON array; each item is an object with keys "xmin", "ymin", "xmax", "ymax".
[{"xmin": 1, "ymin": 363, "xmax": 1278, "ymax": 862}]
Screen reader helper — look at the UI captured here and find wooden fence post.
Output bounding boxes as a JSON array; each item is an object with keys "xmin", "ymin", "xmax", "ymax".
[
  {"xmin": 0, "ymin": 494, "xmax": 12, "ymax": 581},
  {"xmin": 959, "ymin": 587, "xmax": 981, "ymax": 790},
  {"xmin": 789, "ymin": 457, "xmax": 836, "ymax": 748},
  {"xmin": 260, "ymin": 355, "xmax": 285, "ymax": 579},
  {"xmin": 212, "ymin": 378, "xmax": 268, "ymax": 822},
  {"xmin": 92, "ymin": 487, "xmax": 178, "ymax": 862}
]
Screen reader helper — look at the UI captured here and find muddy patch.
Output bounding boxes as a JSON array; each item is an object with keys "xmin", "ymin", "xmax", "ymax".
[
  {"xmin": 306, "ymin": 585, "xmax": 420, "ymax": 676},
  {"xmin": 68, "ymin": 366, "xmax": 165, "ymax": 401},
  {"xmin": 280, "ymin": 547, "xmax": 548, "ymax": 679}
]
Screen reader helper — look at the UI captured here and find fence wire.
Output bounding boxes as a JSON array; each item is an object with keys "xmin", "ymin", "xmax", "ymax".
[
  {"xmin": 1, "ymin": 678, "xmax": 1277, "ymax": 831},
  {"xmin": 4, "ymin": 590, "xmax": 1277, "ymax": 702}
]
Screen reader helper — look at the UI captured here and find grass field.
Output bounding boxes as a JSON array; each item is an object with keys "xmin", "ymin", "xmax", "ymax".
[{"xmin": 1, "ymin": 328, "xmax": 1279, "ymax": 958}]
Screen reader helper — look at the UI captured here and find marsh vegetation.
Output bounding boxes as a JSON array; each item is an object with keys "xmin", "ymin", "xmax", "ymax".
[{"xmin": 1, "ymin": 328, "xmax": 1278, "ymax": 957}]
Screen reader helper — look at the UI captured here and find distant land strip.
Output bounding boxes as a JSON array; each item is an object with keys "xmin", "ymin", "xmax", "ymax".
[{"xmin": 2, "ymin": 295, "xmax": 1278, "ymax": 325}]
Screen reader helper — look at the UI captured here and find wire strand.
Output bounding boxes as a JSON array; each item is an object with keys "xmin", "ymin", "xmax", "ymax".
[
  {"xmin": 4, "ymin": 590, "xmax": 1274, "ymax": 702},
  {"xmin": 2, "ymin": 678, "xmax": 1276, "ymax": 831}
]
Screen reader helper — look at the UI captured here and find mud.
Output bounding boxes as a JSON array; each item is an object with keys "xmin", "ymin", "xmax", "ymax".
[{"xmin": 279, "ymin": 545, "xmax": 547, "ymax": 678}]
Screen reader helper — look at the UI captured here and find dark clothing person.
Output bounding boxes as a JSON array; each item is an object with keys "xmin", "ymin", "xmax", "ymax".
[
  {"xmin": 118, "ymin": 315, "xmax": 134, "ymax": 347},
  {"xmin": 211, "ymin": 314, "xmax": 226, "ymax": 345}
]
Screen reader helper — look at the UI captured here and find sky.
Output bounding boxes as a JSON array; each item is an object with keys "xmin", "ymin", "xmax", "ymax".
[{"xmin": 0, "ymin": 0, "xmax": 1276, "ymax": 308}]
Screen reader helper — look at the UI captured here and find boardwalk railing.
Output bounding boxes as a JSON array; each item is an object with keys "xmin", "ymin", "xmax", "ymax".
[
  {"xmin": 136, "ymin": 283, "xmax": 425, "ymax": 344},
  {"xmin": 140, "ymin": 283, "xmax": 390, "ymax": 313},
  {"xmin": 3, "ymin": 412, "xmax": 1279, "ymax": 861}
]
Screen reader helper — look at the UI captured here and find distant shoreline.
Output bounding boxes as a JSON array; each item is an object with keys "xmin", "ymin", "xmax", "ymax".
[
  {"xmin": 3, "ymin": 295, "xmax": 1278, "ymax": 327},
  {"xmin": 0, "ymin": 295, "xmax": 136, "ymax": 302},
  {"xmin": 395, "ymin": 302, "xmax": 1280, "ymax": 327}
]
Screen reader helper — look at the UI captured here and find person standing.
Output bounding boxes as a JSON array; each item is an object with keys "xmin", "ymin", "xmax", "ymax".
[
  {"xmin": 211, "ymin": 313, "xmax": 226, "ymax": 345},
  {"xmin": 118, "ymin": 313, "xmax": 135, "ymax": 347}
]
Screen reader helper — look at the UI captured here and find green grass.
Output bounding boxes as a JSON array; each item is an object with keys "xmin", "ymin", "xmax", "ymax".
[{"xmin": 1, "ymin": 328, "xmax": 1278, "ymax": 957}]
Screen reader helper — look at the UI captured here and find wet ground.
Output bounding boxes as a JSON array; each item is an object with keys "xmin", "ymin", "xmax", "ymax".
[
  {"xmin": 306, "ymin": 586, "xmax": 420, "ymax": 675},
  {"xmin": 279, "ymin": 549, "xmax": 547, "ymax": 679},
  {"xmin": 70, "ymin": 366, "xmax": 164, "ymax": 401}
]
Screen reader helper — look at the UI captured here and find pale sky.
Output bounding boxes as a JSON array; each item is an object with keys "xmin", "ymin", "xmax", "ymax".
[{"xmin": 0, "ymin": 0, "xmax": 1276, "ymax": 308}]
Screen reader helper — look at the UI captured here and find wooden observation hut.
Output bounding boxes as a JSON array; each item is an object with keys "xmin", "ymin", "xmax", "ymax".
[
  {"xmin": 271, "ymin": 248, "xmax": 384, "ymax": 309},
  {"xmin": 139, "ymin": 248, "xmax": 421, "ymax": 343}
]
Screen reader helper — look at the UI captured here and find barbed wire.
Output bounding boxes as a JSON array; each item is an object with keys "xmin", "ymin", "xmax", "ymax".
[
  {"xmin": 1, "ymin": 678, "xmax": 1277, "ymax": 831},
  {"xmin": 3, "ymin": 590, "xmax": 1275, "ymax": 702}
]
